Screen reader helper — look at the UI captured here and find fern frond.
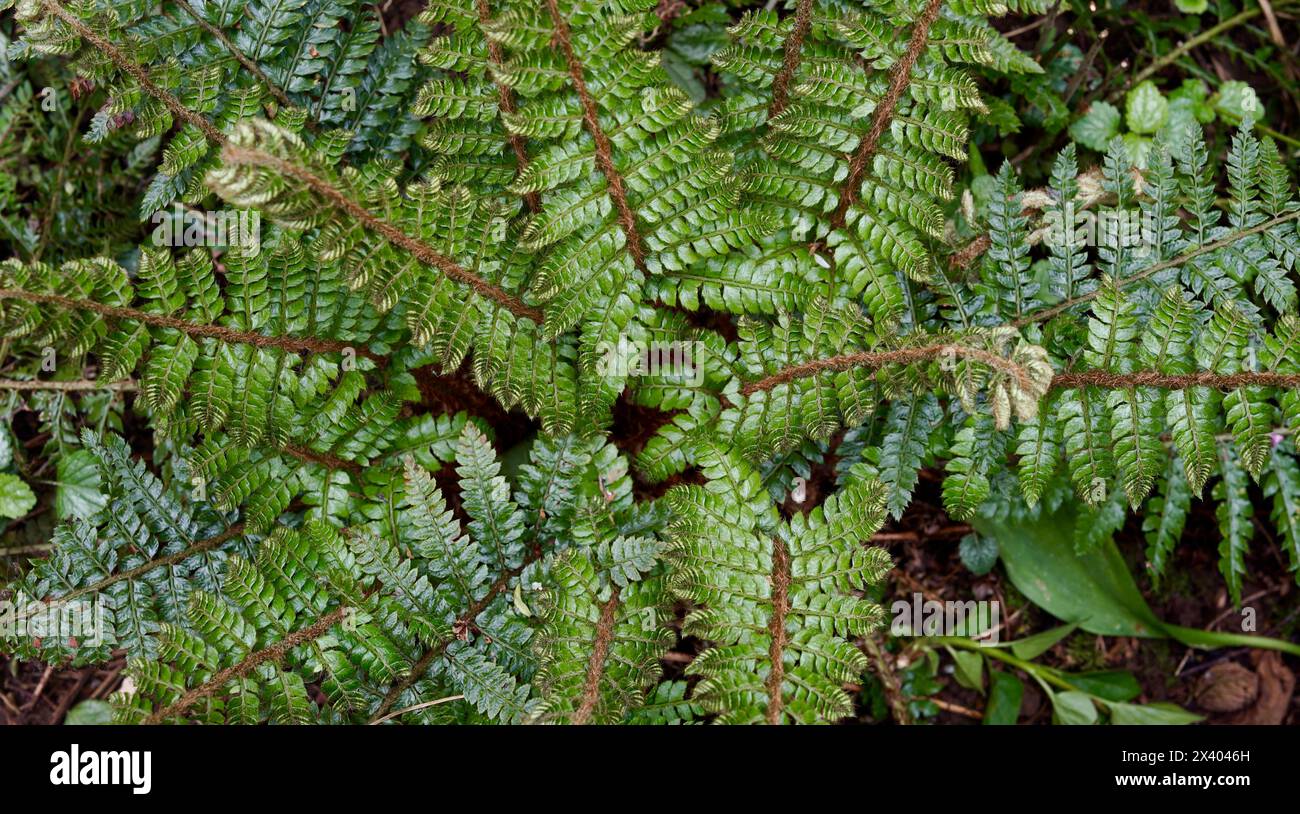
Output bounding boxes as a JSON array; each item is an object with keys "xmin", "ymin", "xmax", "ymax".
[{"xmin": 667, "ymin": 446, "xmax": 890, "ymax": 723}]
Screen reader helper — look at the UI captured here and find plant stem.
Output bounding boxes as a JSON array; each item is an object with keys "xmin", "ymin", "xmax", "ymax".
[
  {"xmin": 937, "ymin": 636, "xmax": 1081, "ymax": 694},
  {"xmin": 1257, "ymin": 122, "xmax": 1300, "ymax": 149},
  {"xmin": 1109, "ymin": 3, "xmax": 1294, "ymax": 101}
]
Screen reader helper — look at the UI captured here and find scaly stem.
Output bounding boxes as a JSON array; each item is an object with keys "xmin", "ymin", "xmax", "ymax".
[
  {"xmin": 831, "ymin": 0, "xmax": 946, "ymax": 229},
  {"xmin": 0, "ymin": 287, "xmax": 386, "ymax": 361},
  {"xmin": 220, "ymin": 146, "xmax": 545, "ymax": 323}
]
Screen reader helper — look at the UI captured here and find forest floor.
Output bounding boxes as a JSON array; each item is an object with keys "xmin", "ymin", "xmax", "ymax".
[{"xmin": 871, "ymin": 480, "xmax": 1298, "ymax": 725}]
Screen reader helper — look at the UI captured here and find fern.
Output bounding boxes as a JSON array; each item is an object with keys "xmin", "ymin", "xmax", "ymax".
[
  {"xmin": 5, "ymin": 0, "xmax": 1300, "ymax": 728},
  {"xmin": 6, "ymin": 0, "xmax": 431, "ymax": 214},
  {"xmin": 666, "ymin": 445, "xmax": 891, "ymax": 723},
  {"xmin": 29, "ymin": 423, "xmax": 673, "ymax": 724}
]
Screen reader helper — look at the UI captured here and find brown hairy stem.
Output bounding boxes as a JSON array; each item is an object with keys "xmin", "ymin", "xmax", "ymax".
[
  {"xmin": 1062, "ymin": 29, "xmax": 1107, "ymax": 109},
  {"xmin": 571, "ymin": 588, "xmax": 620, "ymax": 725},
  {"xmin": 768, "ymin": 0, "xmax": 815, "ymax": 119},
  {"xmin": 1052, "ymin": 370, "xmax": 1300, "ymax": 390},
  {"xmin": 543, "ymin": 0, "xmax": 649, "ymax": 273},
  {"xmin": 949, "ymin": 234, "xmax": 991, "ymax": 271},
  {"xmin": 475, "ymin": 0, "xmax": 540, "ymax": 213},
  {"xmin": 739, "ymin": 343, "xmax": 1035, "ymax": 397},
  {"xmin": 38, "ymin": 3, "xmax": 522, "ymax": 329},
  {"xmin": 171, "ymin": 0, "xmax": 295, "ymax": 113},
  {"xmin": 738, "ymin": 341, "xmax": 1300, "ymax": 399},
  {"xmin": 45, "ymin": 0, "xmax": 533, "ymax": 325},
  {"xmin": 143, "ymin": 603, "xmax": 350, "ymax": 723},
  {"xmin": 46, "ymin": 0, "xmax": 535, "ymax": 324},
  {"xmin": 57, "ymin": 524, "xmax": 246, "ymax": 606},
  {"xmin": 42, "ymin": 0, "xmax": 228, "ymax": 146},
  {"xmin": 764, "ymin": 536, "xmax": 791, "ymax": 725},
  {"xmin": 369, "ymin": 549, "xmax": 544, "ymax": 722},
  {"xmin": 830, "ymin": 0, "xmax": 945, "ymax": 230},
  {"xmin": 219, "ymin": 146, "xmax": 545, "ymax": 323},
  {"xmin": 280, "ymin": 444, "xmax": 363, "ymax": 475},
  {"xmin": 0, "ymin": 288, "xmax": 385, "ymax": 361}
]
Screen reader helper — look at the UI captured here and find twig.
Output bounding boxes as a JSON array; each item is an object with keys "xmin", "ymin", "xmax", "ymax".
[
  {"xmin": 932, "ymin": 697, "xmax": 983, "ymax": 719},
  {"xmin": 0, "ymin": 690, "xmax": 21, "ymax": 719},
  {"xmin": 1108, "ymin": 3, "xmax": 1292, "ymax": 102},
  {"xmin": 1206, "ymin": 587, "xmax": 1277, "ymax": 630},
  {"xmin": 90, "ymin": 663, "xmax": 125, "ymax": 700},
  {"xmin": 21, "ymin": 664, "xmax": 54, "ymax": 713},
  {"xmin": 50, "ymin": 671, "xmax": 91, "ymax": 724},
  {"xmin": 0, "ymin": 543, "xmax": 54, "ymax": 556},
  {"xmin": 1004, "ymin": 16, "xmax": 1053, "ymax": 39},
  {"xmin": 870, "ymin": 531, "xmax": 920, "ymax": 543},
  {"xmin": 367, "ymin": 694, "xmax": 465, "ymax": 725},
  {"xmin": 0, "ymin": 288, "xmax": 386, "ymax": 361},
  {"xmin": 1259, "ymin": 0, "xmax": 1288, "ymax": 47},
  {"xmin": 1064, "ymin": 29, "xmax": 1108, "ymax": 106},
  {"xmin": 861, "ymin": 634, "xmax": 912, "ymax": 724}
]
